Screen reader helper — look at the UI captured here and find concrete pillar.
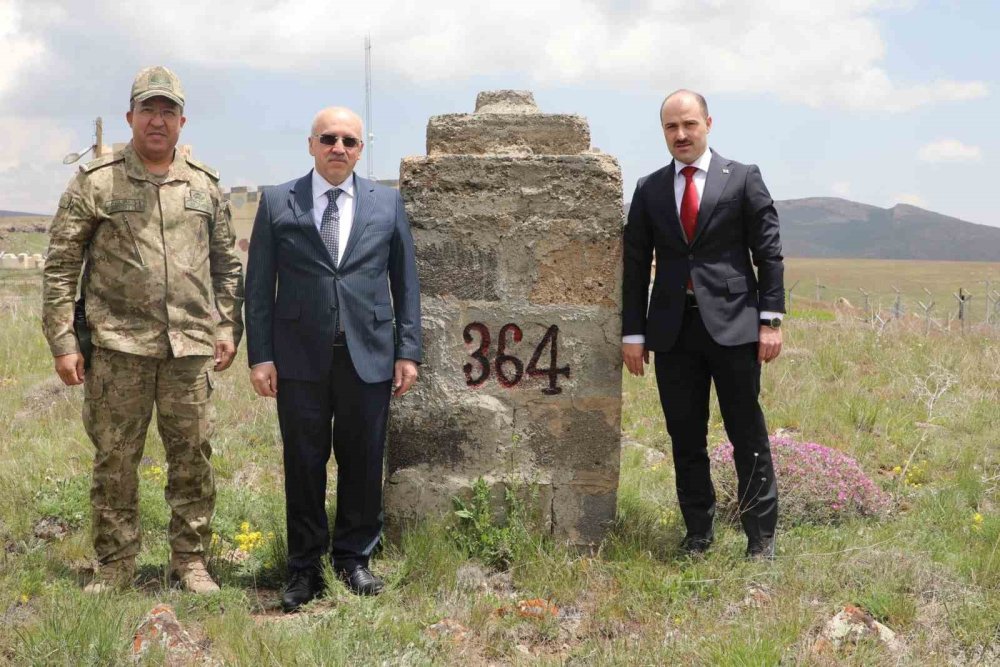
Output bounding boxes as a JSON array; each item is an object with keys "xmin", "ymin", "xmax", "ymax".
[{"xmin": 387, "ymin": 90, "xmax": 624, "ymax": 548}]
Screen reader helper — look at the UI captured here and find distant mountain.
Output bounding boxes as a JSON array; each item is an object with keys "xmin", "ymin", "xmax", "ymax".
[
  {"xmin": 0, "ymin": 210, "xmax": 46, "ymax": 217},
  {"xmin": 775, "ymin": 198, "xmax": 1000, "ymax": 262},
  {"xmin": 623, "ymin": 197, "xmax": 1000, "ymax": 262}
]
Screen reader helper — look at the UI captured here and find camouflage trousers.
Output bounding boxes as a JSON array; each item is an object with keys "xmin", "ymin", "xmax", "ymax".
[{"xmin": 83, "ymin": 346, "xmax": 216, "ymax": 564}]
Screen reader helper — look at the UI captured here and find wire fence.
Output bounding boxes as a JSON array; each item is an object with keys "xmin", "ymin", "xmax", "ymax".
[{"xmin": 787, "ymin": 277, "xmax": 1000, "ymax": 335}]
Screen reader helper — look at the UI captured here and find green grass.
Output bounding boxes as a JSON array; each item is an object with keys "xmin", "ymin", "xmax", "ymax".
[
  {"xmin": 785, "ymin": 256, "xmax": 1000, "ymax": 311},
  {"xmin": 1, "ymin": 269, "xmax": 998, "ymax": 664},
  {"xmin": 0, "ymin": 232, "xmax": 50, "ymax": 256}
]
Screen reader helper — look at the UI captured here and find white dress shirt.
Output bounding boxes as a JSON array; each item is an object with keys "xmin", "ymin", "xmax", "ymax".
[
  {"xmin": 623, "ymin": 148, "xmax": 781, "ymax": 346},
  {"xmin": 311, "ymin": 168, "xmax": 355, "ymax": 265}
]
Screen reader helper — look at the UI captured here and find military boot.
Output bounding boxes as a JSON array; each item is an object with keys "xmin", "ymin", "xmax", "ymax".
[
  {"xmin": 83, "ymin": 557, "xmax": 136, "ymax": 594},
  {"xmin": 170, "ymin": 553, "xmax": 220, "ymax": 594}
]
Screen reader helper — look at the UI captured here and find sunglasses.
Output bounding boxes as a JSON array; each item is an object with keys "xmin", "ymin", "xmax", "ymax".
[{"xmin": 312, "ymin": 133, "xmax": 361, "ymax": 149}]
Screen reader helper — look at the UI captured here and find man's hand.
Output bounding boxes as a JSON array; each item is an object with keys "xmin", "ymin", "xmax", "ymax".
[
  {"xmin": 214, "ymin": 340, "xmax": 236, "ymax": 371},
  {"xmin": 250, "ymin": 362, "xmax": 278, "ymax": 398},
  {"xmin": 622, "ymin": 343, "xmax": 649, "ymax": 376},
  {"xmin": 393, "ymin": 359, "xmax": 419, "ymax": 397},
  {"xmin": 54, "ymin": 353, "xmax": 85, "ymax": 386},
  {"xmin": 758, "ymin": 325, "xmax": 783, "ymax": 363}
]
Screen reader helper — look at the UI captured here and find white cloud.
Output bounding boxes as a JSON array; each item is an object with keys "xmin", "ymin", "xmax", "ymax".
[
  {"xmin": 831, "ymin": 182, "xmax": 852, "ymax": 198},
  {"xmin": 918, "ymin": 139, "xmax": 983, "ymax": 163},
  {"xmin": 0, "ymin": 115, "xmax": 76, "ymax": 212},
  {"xmin": 893, "ymin": 193, "xmax": 928, "ymax": 208},
  {"xmin": 0, "ymin": 0, "xmax": 45, "ymax": 97},
  {"xmin": 4, "ymin": 0, "xmax": 987, "ymax": 113}
]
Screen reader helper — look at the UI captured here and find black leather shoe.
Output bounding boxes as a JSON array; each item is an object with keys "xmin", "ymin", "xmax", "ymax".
[
  {"xmin": 746, "ymin": 536, "xmax": 776, "ymax": 560},
  {"xmin": 281, "ymin": 569, "xmax": 323, "ymax": 612},
  {"xmin": 680, "ymin": 530, "xmax": 714, "ymax": 555},
  {"xmin": 338, "ymin": 565, "xmax": 384, "ymax": 596}
]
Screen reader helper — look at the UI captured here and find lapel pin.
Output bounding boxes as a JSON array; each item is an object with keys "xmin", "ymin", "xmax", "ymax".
[{"xmin": 722, "ymin": 168, "xmax": 730, "ymax": 174}]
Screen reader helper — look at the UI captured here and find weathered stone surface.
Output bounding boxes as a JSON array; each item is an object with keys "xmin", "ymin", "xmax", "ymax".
[
  {"xmin": 427, "ymin": 114, "xmax": 590, "ymax": 156},
  {"xmin": 388, "ymin": 91, "xmax": 623, "ymax": 548},
  {"xmin": 815, "ymin": 605, "xmax": 903, "ymax": 654},
  {"xmin": 401, "ymin": 154, "xmax": 622, "ymax": 236},
  {"xmin": 416, "ymin": 241, "xmax": 499, "ymax": 300},
  {"xmin": 474, "ymin": 90, "xmax": 538, "ymax": 114}
]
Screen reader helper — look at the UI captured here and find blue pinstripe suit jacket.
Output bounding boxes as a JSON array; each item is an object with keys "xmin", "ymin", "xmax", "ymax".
[{"xmin": 245, "ymin": 171, "xmax": 422, "ymax": 384}]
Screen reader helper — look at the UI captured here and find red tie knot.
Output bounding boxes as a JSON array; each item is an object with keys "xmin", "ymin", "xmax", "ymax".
[{"xmin": 681, "ymin": 165, "xmax": 698, "ymax": 181}]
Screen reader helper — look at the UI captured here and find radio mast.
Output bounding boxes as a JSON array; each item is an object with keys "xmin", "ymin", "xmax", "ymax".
[{"xmin": 364, "ymin": 34, "xmax": 374, "ymax": 180}]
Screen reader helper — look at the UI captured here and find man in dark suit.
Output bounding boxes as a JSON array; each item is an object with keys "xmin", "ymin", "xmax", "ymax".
[
  {"xmin": 245, "ymin": 107, "xmax": 421, "ymax": 610},
  {"xmin": 622, "ymin": 90, "xmax": 783, "ymax": 559}
]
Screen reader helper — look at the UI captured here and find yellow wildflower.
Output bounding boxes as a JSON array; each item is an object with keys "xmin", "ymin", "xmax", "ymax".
[
  {"xmin": 141, "ymin": 465, "xmax": 166, "ymax": 483},
  {"xmin": 972, "ymin": 513, "xmax": 984, "ymax": 532},
  {"xmin": 235, "ymin": 522, "xmax": 266, "ymax": 553}
]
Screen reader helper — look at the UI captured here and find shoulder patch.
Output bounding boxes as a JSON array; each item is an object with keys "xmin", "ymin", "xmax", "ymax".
[
  {"xmin": 185, "ymin": 156, "xmax": 219, "ymax": 181},
  {"xmin": 184, "ymin": 189, "xmax": 213, "ymax": 214},
  {"xmin": 58, "ymin": 192, "xmax": 73, "ymax": 209},
  {"xmin": 81, "ymin": 153, "xmax": 123, "ymax": 174}
]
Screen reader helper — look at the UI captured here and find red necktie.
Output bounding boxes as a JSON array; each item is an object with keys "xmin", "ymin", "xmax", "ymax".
[
  {"xmin": 680, "ymin": 165, "xmax": 699, "ymax": 242},
  {"xmin": 680, "ymin": 165, "xmax": 699, "ymax": 289}
]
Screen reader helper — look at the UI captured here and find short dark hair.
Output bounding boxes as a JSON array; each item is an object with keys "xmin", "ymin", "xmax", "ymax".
[{"xmin": 660, "ymin": 89, "xmax": 709, "ymax": 119}]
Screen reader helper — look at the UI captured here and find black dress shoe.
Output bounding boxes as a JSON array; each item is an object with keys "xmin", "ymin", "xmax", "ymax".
[
  {"xmin": 746, "ymin": 536, "xmax": 776, "ymax": 560},
  {"xmin": 281, "ymin": 569, "xmax": 323, "ymax": 612},
  {"xmin": 338, "ymin": 565, "xmax": 384, "ymax": 596},
  {"xmin": 680, "ymin": 530, "xmax": 714, "ymax": 555}
]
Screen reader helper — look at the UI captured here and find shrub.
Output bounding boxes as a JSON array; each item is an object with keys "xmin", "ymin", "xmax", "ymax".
[
  {"xmin": 449, "ymin": 477, "xmax": 537, "ymax": 570},
  {"xmin": 709, "ymin": 437, "xmax": 892, "ymax": 526}
]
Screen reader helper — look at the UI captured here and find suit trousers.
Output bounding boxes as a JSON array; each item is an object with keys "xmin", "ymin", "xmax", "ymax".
[
  {"xmin": 653, "ymin": 306, "xmax": 778, "ymax": 541},
  {"xmin": 277, "ymin": 344, "xmax": 392, "ymax": 573}
]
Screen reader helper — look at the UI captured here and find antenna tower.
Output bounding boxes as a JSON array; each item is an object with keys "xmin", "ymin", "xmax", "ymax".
[{"xmin": 364, "ymin": 34, "xmax": 374, "ymax": 180}]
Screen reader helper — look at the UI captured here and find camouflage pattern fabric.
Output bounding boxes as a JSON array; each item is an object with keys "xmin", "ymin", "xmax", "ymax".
[
  {"xmin": 42, "ymin": 142, "xmax": 244, "ymax": 359},
  {"xmin": 84, "ymin": 346, "xmax": 216, "ymax": 562}
]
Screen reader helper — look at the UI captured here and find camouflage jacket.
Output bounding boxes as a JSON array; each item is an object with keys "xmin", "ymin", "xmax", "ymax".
[{"xmin": 42, "ymin": 143, "xmax": 244, "ymax": 359}]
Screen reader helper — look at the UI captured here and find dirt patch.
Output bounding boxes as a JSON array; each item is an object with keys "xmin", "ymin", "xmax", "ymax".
[{"xmin": 14, "ymin": 376, "xmax": 77, "ymax": 422}]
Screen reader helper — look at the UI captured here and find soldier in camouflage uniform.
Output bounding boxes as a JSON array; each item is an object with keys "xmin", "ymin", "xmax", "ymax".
[{"xmin": 41, "ymin": 66, "xmax": 244, "ymax": 594}]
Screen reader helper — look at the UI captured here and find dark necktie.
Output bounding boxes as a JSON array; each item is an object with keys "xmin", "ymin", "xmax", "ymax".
[{"xmin": 319, "ymin": 188, "xmax": 342, "ymax": 266}]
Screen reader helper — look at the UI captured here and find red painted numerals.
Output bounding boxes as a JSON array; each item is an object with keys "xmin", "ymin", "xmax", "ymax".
[{"xmin": 462, "ymin": 322, "xmax": 570, "ymax": 394}]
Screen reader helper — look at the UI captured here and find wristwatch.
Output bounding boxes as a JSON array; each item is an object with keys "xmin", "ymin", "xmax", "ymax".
[{"xmin": 760, "ymin": 317, "xmax": 781, "ymax": 329}]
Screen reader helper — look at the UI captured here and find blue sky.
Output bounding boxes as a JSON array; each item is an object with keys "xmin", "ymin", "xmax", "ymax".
[{"xmin": 1, "ymin": 0, "xmax": 997, "ymax": 229}]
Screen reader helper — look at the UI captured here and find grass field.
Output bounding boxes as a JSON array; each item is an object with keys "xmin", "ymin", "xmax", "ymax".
[
  {"xmin": 0, "ymin": 217, "xmax": 52, "ymax": 257},
  {"xmin": 0, "ymin": 265, "xmax": 997, "ymax": 665},
  {"xmin": 784, "ymin": 258, "xmax": 1000, "ymax": 319}
]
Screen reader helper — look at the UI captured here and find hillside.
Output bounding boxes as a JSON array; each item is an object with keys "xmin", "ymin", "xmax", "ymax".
[
  {"xmin": 0, "ymin": 209, "xmax": 45, "ymax": 217},
  {"xmin": 775, "ymin": 197, "xmax": 1000, "ymax": 261},
  {"xmin": 623, "ymin": 197, "xmax": 1000, "ymax": 261}
]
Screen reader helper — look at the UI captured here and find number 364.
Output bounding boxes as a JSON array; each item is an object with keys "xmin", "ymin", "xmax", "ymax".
[{"xmin": 463, "ymin": 323, "xmax": 570, "ymax": 395}]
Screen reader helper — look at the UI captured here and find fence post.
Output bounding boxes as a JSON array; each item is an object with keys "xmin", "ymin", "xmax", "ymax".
[
  {"xmin": 787, "ymin": 279, "xmax": 799, "ymax": 311},
  {"xmin": 953, "ymin": 288, "xmax": 972, "ymax": 334},
  {"xmin": 891, "ymin": 286, "xmax": 904, "ymax": 320},
  {"xmin": 858, "ymin": 288, "xmax": 871, "ymax": 321}
]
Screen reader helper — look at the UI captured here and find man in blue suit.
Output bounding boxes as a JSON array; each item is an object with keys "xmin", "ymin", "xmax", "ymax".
[{"xmin": 245, "ymin": 107, "xmax": 421, "ymax": 611}]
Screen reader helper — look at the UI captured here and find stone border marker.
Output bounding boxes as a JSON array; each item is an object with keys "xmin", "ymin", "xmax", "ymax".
[{"xmin": 387, "ymin": 90, "xmax": 624, "ymax": 547}]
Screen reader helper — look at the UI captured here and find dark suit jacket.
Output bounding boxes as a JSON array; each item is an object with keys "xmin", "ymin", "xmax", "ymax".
[
  {"xmin": 622, "ymin": 150, "xmax": 784, "ymax": 351},
  {"xmin": 245, "ymin": 171, "xmax": 421, "ymax": 384}
]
